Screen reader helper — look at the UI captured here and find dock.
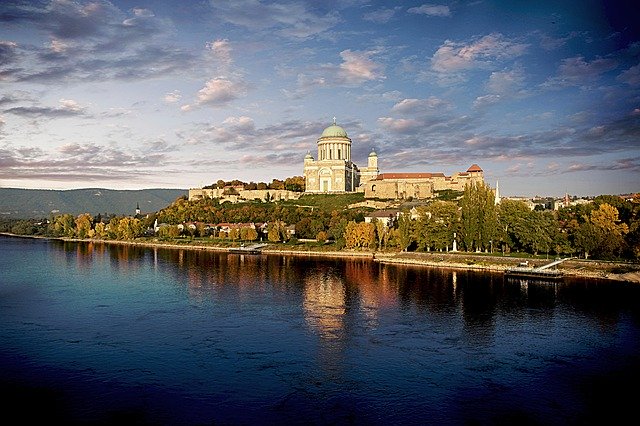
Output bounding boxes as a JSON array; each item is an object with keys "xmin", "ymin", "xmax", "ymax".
[
  {"xmin": 229, "ymin": 243, "xmax": 267, "ymax": 254},
  {"xmin": 505, "ymin": 258, "xmax": 572, "ymax": 280}
]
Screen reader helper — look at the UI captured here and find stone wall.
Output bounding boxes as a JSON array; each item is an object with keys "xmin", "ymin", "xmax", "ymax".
[{"xmin": 189, "ymin": 188, "xmax": 302, "ymax": 203}]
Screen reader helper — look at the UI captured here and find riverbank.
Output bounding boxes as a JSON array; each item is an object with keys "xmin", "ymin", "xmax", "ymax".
[{"xmin": 2, "ymin": 233, "xmax": 639, "ymax": 283}]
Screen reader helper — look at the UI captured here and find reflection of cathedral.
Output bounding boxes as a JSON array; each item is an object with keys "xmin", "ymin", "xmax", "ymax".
[
  {"xmin": 303, "ymin": 119, "xmax": 485, "ymax": 199},
  {"xmin": 303, "ymin": 119, "xmax": 379, "ymax": 193}
]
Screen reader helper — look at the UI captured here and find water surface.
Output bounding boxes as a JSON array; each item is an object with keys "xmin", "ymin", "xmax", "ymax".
[{"xmin": 1, "ymin": 236, "xmax": 639, "ymax": 425}]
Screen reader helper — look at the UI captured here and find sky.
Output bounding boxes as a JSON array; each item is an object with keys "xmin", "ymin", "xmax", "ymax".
[{"xmin": 0, "ymin": 0, "xmax": 639, "ymax": 197}]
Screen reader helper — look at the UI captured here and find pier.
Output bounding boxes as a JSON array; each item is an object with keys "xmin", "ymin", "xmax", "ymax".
[
  {"xmin": 505, "ymin": 257, "xmax": 573, "ymax": 280},
  {"xmin": 229, "ymin": 243, "xmax": 268, "ymax": 254}
]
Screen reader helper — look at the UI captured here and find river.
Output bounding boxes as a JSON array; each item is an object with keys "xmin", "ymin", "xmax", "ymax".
[{"xmin": 1, "ymin": 236, "xmax": 638, "ymax": 425}]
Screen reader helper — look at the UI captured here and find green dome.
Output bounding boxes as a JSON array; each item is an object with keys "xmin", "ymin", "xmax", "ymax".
[{"xmin": 320, "ymin": 124, "xmax": 348, "ymax": 138}]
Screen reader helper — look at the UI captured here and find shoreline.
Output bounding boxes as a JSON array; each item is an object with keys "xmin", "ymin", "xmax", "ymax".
[{"xmin": 2, "ymin": 233, "xmax": 639, "ymax": 283}]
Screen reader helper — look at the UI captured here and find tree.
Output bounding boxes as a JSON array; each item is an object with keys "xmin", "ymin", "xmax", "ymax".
[
  {"xmin": 460, "ymin": 181, "xmax": 498, "ymax": 251},
  {"xmin": 316, "ymin": 230, "xmax": 328, "ymax": 243},
  {"xmin": 269, "ymin": 179, "xmax": 285, "ymax": 190},
  {"xmin": 267, "ymin": 220, "xmax": 287, "ymax": 242},
  {"xmin": 49, "ymin": 214, "xmax": 76, "ymax": 238},
  {"xmin": 228, "ymin": 228, "xmax": 240, "ymax": 241},
  {"xmin": 75, "ymin": 213, "xmax": 93, "ymax": 239},
  {"xmin": 93, "ymin": 222, "xmax": 107, "ymax": 239},
  {"xmin": 241, "ymin": 227, "xmax": 258, "ymax": 242},
  {"xmin": 497, "ymin": 199, "xmax": 530, "ymax": 253},
  {"xmin": 284, "ymin": 176, "xmax": 305, "ymax": 192},
  {"xmin": 116, "ymin": 217, "xmax": 144, "ymax": 240},
  {"xmin": 573, "ymin": 220, "xmax": 601, "ymax": 259},
  {"xmin": 397, "ymin": 212, "xmax": 414, "ymax": 252},
  {"xmin": 344, "ymin": 221, "xmax": 376, "ymax": 249},
  {"xmin": 415, "ymin": 201, "xmax": 458, "ymax": 251},
  {"xmin": 590, "ymin": 203, "xmax": 629, "ymax": 259}
]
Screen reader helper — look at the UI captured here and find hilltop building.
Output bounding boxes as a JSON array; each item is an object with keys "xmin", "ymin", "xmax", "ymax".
[
  {"xmin": 303, "ymin": 120, "xmax": 485, "ymax": 200},
  {"xmin": 303, "ymin": 119, "xmax": 378, "ymax": 193}
]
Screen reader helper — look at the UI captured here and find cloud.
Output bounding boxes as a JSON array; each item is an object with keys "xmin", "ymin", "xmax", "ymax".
[
  {"xmin": 182, "ymin": 77, "xmax": 248, "ymax": 110},
  {"xmin": 391, "ymin": 97, "xmax": 450, "ymax": 114},
  {"xmin": 206, "ymin": 38, "xmax": 233, "ymax": 69},
  {"xmin": 431, "ymin": 33, "xmax": 528, "ymax": 74},
  {"xmin": 283, "ymin": 49, "xmax": 385, "ymax": 97},
  {"xmin": 363, "ymin": 7, "xmax": 398, "ymax": 24},
  {"xmin": 181, "ymin": 117, "xmax": 330, "ymax": 154},
  {"xmin": 473, "ymin": 94, "xmax": 502, "ymax": 109},
  {"xmin": 0, "ymin": 40, "xmax": 18, "ymax": 64},
  {"xmin": 542, "ymin": 55, "xmax": 619, "ymax": 88},
  {"xmin": 0, "ymin": 141, "xmax": 167, "ymax": 182},
  {"xmin": 407, "ymin": 4, "xmax": 451, "ymax": 17},
  {"xmin": 338, "ymin": 49, "xmax": 385, "ymax": 84},
  {"xmin": 4, "ymin": 98, "xmax": 87, "ymax": 118},
  {"xmin": 164, "ymin": 90, "xmax": 181, "ymax": 103},
  {"xmin": 209, "ymin": 0, "xmax": 340, "ymax": 40},
  {"xmin": 377, "ymin": 117, "xmax": 422, "ymax": 133},
  {"xmin": 0, "ymin": 2, "xmax": 195, "ymax": 84},
  {"xmin": 473, "ymin": 66, "xmax": 527, "ymax": 108},
  {"xmin": 617, "ymin": 64, "xmax": 640, "ymax": 87},
  {"xmin": 485, "ymin": 66, "xmax": 526, "ymax": 95}
]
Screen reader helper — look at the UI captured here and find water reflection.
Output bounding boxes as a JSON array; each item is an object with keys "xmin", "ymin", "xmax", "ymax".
[{"xmin": 3, "ymin": 237, "xmax": 640, "ymax": 425}]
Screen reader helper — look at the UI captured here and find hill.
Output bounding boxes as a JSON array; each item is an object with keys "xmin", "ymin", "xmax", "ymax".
[{"xmin": 0, "ymin": 188, "xmax": 187, "ymax": 218}]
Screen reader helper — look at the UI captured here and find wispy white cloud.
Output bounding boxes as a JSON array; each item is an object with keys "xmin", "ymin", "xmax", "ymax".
[
  {"xmin": 209, "ymin": 0, "xmax": 340, "ymax": 40},
  {"xmin": 407, "ymin": 4, "xmax": 451, "ymax": 17},
  {"xmin": 363, "ymin": 7, "xmax": 399, "ymax": 24},
  {"xmin": 617, "ymin": 63, "xmax": 640, "ymax": 87},
  {"xmin": 431, "ymin": 33, "xmax": 529, "ymax": 74},
  {"xmin": 542, "ymin": 55, "xmax": 619, "ymax": 88}
]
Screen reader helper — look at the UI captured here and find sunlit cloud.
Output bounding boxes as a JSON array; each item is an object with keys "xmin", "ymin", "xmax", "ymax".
[{"xmin": 431, "ymin": 33, "xmax": 528, "ymax": 74}]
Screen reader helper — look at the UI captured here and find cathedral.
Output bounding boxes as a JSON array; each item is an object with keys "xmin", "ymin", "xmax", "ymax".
[
  {"xmin": 303, "ymin": 119, "xmax": 485, "ymax": 199},
  {"xmin": 303, "ymin": 119, "xmax": 379, "ymax": 193}
]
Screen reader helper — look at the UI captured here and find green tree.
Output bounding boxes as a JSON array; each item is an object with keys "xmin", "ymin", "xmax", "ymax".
[
  {"xmin": 49, "ymin": 214, "xmax": 76, "ymax": 238},
  {"xmin": 497, "ymin": 199, "xmax": 531, "ymax": 253},
  {"xmin": 460, "ymin": 181, "xmax": 498, "ymax": 252},
  {"xmin": 93, "ymin": 222, "xmax": 106, "ymax": 239},
  {"xmin": 415, "ymin": 201, "xmax": 459, "ymax": 251},
  {"xmin": 397, "ymin": 212, "xmax": 414, "ymax": 252}
]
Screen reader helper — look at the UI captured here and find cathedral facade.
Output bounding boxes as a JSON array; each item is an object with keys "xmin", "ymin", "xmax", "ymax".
[{"xmin": 303, "ymin": 120, "xmax": 378, "ymax": 193}]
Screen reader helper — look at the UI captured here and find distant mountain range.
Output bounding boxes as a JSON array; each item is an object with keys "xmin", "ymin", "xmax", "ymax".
[{"xmin": 0, "ymin": 188, "xmax": 187, "ymax": 219}]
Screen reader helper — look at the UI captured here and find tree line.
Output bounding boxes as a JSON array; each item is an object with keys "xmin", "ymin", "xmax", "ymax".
[{"xmin": 2, "ymin": 182, "xmax": 638, "ymax": 260}]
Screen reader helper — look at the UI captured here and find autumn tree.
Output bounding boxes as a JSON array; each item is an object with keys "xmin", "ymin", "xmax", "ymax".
[
  {"xmin": 590, "ymin": 203, "xmax": 629, "ymax": 259},
  {"xmin": 75, "ymin": 213, "xmax": 93, "ymax": 239},
  {"xmin": 284, "ymin": 176, "xmax": 305, "ymax": 192},
  {"xmin": 344, "ymin": 221, "xmax": 376, "ymax": 249}
]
